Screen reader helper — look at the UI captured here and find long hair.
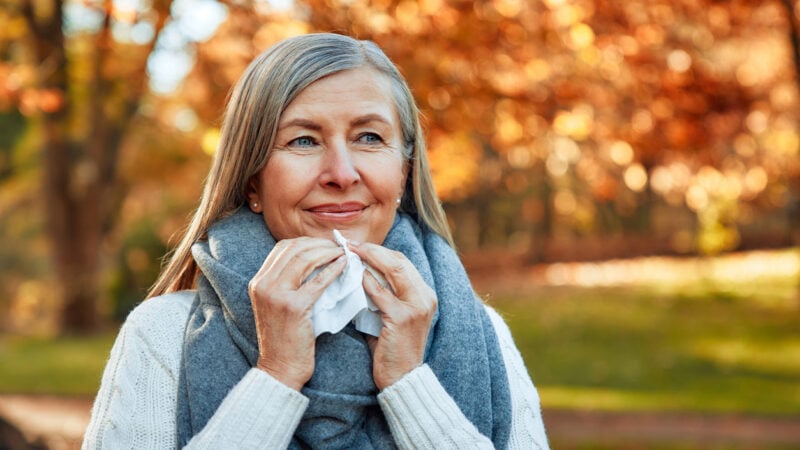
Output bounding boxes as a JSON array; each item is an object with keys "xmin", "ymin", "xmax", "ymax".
[{"xmin": 148, "ymin": 33, "xmax": 452, "ymax": 297}]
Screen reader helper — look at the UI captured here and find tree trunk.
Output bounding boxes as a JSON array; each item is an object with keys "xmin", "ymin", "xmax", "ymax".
[
  {"xmin": 21, "ymin": 0, "xmax": 172, "ymax": 332},
  {"xmin": 23, "ymin": 0, "xmax": 100, "ymax": 331},
  {"xmin": 526, "ymin": 163, "xmax": 552, "ymax": 264},
  {"xmin": 779, "ymin": 0, "xmax": 800, "ymax": 302}
]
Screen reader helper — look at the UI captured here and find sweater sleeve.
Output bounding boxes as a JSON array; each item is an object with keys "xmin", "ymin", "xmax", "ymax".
[
  {"xmin": 376, "ymin": 305, "xmax": 549, "ymax": 450},
  {"xmin": 485, "ymin": 305, "xmax": 550, "ymax": 449},
  {"xmin": 81, "ymin": 292, "xmax": 309, "ymax": 449}
]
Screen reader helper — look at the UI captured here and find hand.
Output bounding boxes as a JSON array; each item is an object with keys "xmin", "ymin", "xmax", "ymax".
[
  {"xmin": 349, "ymin": 242, "xmax": 437, "ymax": 390},
  {"xmin": 248, "ymin": 237, "xmax": 346, "ymax": 391}
]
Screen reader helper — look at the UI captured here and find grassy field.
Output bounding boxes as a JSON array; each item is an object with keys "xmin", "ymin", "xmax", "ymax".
[
  {"xmin": 490, "ymin": 278, "xmax": 800, "ymax": 417},
  {"xmin": 1, "ymin": 260, "xmax": 799, "ymax": 422},
  {"xmin": 0, "ymin": 333, "xmax": 116, "ymax": 396}
]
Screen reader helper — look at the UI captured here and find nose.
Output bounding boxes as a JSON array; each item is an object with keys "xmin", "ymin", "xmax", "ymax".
[{"xmin": 320, "ymin": 142, "xmax": 360, "ymax": 189}]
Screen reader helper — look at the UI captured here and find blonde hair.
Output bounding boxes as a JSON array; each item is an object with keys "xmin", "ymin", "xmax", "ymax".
[{"xmin": 148, "ymin": 33, "xmax": 452, "ymax": 297}]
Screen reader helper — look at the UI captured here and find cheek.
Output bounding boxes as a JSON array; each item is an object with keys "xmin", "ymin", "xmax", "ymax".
[
  {"xmin": 260, "ymin": 157, "xmax": 312, "ymax": 202},
  {"xmin": 258, "ymin": 158, "xmax": 313, "ymax": 233},
  {"xmin": 364, "ymin": 155, "xmax": 406, "ymax": 199}
]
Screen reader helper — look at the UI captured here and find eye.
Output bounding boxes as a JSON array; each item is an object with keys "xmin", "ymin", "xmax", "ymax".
[
  {"xmin": 288, "ymin": 136, "xmax": 317, "ymax": 147},
  {"xmin": 356, "ymin": 132, "xmax": 383, "ymax": 144}
]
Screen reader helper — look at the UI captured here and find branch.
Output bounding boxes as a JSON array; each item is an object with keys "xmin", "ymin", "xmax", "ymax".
[
  {"xmin": 20, "ymin": 0, "xmax": 42, "ymax": 39},
  {"xmin": 780, "ymin": 0, "xmax": 800, "ymax": 94}
]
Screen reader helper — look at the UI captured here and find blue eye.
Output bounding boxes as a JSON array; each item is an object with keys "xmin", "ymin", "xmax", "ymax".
[
  {"xmin": 289, "ymin": 136, "xmax": 316, "ymax": 147},
  {"xmin": 358, "ymin": 133, "xmax": 383, "ymax": 144}
]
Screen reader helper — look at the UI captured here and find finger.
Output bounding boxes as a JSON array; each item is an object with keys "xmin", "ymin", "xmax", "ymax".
[
  {"xmin": 266, "ymin": 241, "xmax": 344, "ymax": 288},
  {"xmin": 250, "ymin": 239, "xmax": 343, "ymax": 299},
  {"xmin": 264, "ymin": 237, "xmax": 341, "ymax": 269},
  {"xmin": 288, "ymin": 247, "xmax": 345, "ymax": 288},
  {"xmin": 299, "ymin": 254, "xmax": 347, "ymax": 300},
  {"xmin": 363, "ymin": 269, "xmax": 397, "ymax": 315},
  {"xmin": 349, "ymin": 243, "xmax": 413, "ymax": 295},
  {"xmin": 365, "ymin": 335, "xmax": 377, "ymax": 354}
]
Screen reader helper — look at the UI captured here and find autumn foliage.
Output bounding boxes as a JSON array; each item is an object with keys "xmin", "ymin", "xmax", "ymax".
[{"xmin": 1, "ymin": 0, "xmax": 799, "ymax": 332}]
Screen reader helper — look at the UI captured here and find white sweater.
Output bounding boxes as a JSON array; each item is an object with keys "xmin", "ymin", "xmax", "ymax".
[{"xmin": 82, "ymin": 291, "xmax": 549, "ymax": 449}]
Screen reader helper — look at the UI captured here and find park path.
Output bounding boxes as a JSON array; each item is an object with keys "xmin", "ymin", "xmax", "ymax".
[{"xmin": 1, "ymin": 395, "xmax": 799, "ymax": 449}]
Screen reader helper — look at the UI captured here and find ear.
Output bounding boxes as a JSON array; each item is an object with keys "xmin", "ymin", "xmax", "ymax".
[{"xmin": 246, "ymin": 176, "xmax": 263, "ymax": 213}]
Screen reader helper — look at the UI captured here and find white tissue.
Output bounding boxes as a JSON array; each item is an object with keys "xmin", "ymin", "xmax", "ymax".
[{"xmin": 311, "ymin": 230, "xmax": 383, "ymax": 337}]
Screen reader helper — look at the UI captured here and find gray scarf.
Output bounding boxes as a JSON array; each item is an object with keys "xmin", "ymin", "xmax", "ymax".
[{"xmin": 176, "ymin": 208, "xmax": 511, "ymax": 448}]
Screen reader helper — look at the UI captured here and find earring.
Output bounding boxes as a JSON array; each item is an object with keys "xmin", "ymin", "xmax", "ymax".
[
  {"xmin": 396, "ymin": 197, "xmax": 401, "ymax": 206},
  {"xmin": 252, "ymin": 202, "xmax": 259, "ymax": 209}
]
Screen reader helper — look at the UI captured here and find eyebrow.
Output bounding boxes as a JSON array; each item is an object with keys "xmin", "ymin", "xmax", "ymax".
[
  {"xmin": 277, "ymin": 114, "xmax": 393, "ymax": 131},
  {"xmin": 278, "ymin": 119, "xmax": 322, "ymax": 132},
  {"xmin": 350, "ymin": 114, "xmax": 392, "ymax": 127}
]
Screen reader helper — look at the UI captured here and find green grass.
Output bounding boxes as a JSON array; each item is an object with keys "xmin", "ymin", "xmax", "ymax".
[
  {"xmin": 491, "ymin": 278, "xmax": 800, "ymax": 416},
  {"xmin": 0, "ymin": 333, "xmax": 116, "ymax": 396},
  {"xmin": 0, "ymin": 274, "xmax": 798, "ymax": 421}
]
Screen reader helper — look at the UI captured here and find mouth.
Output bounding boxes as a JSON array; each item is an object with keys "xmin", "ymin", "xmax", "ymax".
[{"xmin": 306, "ymin": 202, "xmax": 367, "ymax": 222}]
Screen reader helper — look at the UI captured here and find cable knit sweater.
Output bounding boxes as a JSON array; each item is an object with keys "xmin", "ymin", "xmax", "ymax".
[{"xmin": 82, "ymin": 291, "xmax": 549, "ymax": 449}]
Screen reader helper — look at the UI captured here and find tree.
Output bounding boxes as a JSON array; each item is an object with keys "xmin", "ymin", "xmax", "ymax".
[
  {"xmin": 4, "ymin": 0, "xmax": 171, "ymax": 332},
  {"xmin": 299, "ymin": 0, "xmax": 798, "ymax": 260},
  {"xmin": 778, "ymin": 0, "xmax": 800, "ymax": 299}
]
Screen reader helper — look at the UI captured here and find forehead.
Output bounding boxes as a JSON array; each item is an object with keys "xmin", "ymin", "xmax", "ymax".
[{"xmin": 281, "ymin": 67, "xmax": 398, "ymax": 118}]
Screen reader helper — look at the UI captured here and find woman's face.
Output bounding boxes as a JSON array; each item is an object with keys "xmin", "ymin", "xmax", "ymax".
[{"xmin": 248, "ymin": 67, "xmax": 408, "ymax": 244}]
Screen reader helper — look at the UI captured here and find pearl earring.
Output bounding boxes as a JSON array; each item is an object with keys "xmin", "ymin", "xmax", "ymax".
[
  {"xmin": 396, "ymin": 197, "xmax": 401, "ymax": 206},
  {"xmin": 252, "ymin": 202, "xmax": 259, "ymax": 209}
]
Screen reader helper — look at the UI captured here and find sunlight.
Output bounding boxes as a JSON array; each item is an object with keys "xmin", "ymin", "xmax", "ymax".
[
  {"xmin": 147, "ymin": 0, "xmax": 228, "ymax": 94},
  {"xmin": 538, "ymin": 248, "xmax": 800, "ymax": 288}
]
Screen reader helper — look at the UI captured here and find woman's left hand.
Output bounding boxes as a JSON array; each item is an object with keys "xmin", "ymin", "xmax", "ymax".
[{"xmin": 349, "ymin": 242, "xmax": 437, "ymax": 390}]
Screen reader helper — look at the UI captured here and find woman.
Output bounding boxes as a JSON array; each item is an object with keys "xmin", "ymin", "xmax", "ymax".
[{"xmin": 83, "ymin": 33, "xmax": 549, "ymax": 449}]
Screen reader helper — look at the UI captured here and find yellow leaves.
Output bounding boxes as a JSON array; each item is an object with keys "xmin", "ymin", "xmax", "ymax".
[
  {"xmin": 549, "ymin": 3, "xmax": 590, "ymax": 28},
  {"xmin": 253, "ymin": 20, "xmax": 309, "ymax": 49},
  {"xmin": 0, "ymin": 15, "xmax": 28, "ymax": 40},
  {"xmin": 742, "ymin": 167, "xmax": 768, "ymax": 199},
  {"xmin": 486, "ymin": 54, "xmax": 529, "ymax": 96},
  {"xmin": 733, "ymin": 35, "xmax": 788, "ymax": 87},
  {"xmin": 567, "ymin": 23, "xmax": 595, "ymax": 50},
  {"xmin": 525, "ymin": 59, "xmax": 552, "ymax": 83},
  {"xmin": 492, "ymin": 0, "xmax": 523, "ymax": 19},
  {"xmin": 427, "ymin": 132, "xmax": 480, "ymax": 201},
  {"xmin": 546, "ymin": 136, "xmax": 580, "ymax": 177},
  {"xmin": 201, "ymin": 128, "xmax": 220, "ymax": 156},
  {"xmin": 623, "ymin": 164, "xmax": 647, "ymax": 192},
  {"xmin": 507, "ymin": 145, "xmax": 535, "ymax": 169},
  {"xmin": 552, "ymin": 105, "xmax": 594, "ymax": 141},
  {"xmin": 544, "ymin": 0, "xmax": 568, "ymax": 8},
  {"xmin": 6, "ymin": 281, "xmax": 60, "ymax": 336},
  {"xmin": 634, "ymin": 24, "xmax": 665, "ymax": 47},
  {"xmin": 394, "ymin": 1, "xmax": 424, "ymax": 34},
  {"xmin": 111, "ymin": 2, "xmax": 138, "ymax": 24},
  {"xmin": 667, "ymin": 50, "xmax": 692, "ymax": 73},
  {"xmin": 607, "ymin": 140, "xmax": 634, "ymax": 166},
  {"xmin": 362, "ymin": 11, "xmax": 394, "ymax": 34},
  {"xmin": 418, "ymin": 0, "xmax": 443, "ymax": 16},
  {"xmin": 763, "ymin": 128, "xmax": 800, "ymax": 157},
  {"xmin": 494, "ymin": 110, "xmax": 524, "ymax": 145}
]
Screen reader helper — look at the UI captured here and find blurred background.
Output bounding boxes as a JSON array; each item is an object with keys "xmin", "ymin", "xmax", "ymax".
[{"xmin": 1, "ymin": 0, "xmax": 799, "ymax": 448}]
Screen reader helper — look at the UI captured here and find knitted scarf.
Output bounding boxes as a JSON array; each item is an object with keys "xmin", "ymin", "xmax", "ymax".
[{"xmin": 176, "ymin": 208, "xmax": 511, "ymax": 448}]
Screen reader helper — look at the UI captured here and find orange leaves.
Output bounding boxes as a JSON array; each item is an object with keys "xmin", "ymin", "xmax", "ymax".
[{"xmin": 18, "ymin": 88, "xmax": 66, "ymax": 115}]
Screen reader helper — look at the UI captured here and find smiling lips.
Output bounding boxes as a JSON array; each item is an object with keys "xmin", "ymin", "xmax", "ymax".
[{"xmin": 307, "ymin": 202, "xmax": 367, "ymax": 222}]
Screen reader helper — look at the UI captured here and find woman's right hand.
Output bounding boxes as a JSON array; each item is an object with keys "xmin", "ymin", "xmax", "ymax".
[{"xmin": 247, "ymin": 237, "xmax": 346, "ymax": 391}]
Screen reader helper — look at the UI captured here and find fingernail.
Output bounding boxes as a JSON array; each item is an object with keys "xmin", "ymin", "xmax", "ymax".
[{"xmin": 349, "ymin": 240, "xmax": 361, "ymax": 246}]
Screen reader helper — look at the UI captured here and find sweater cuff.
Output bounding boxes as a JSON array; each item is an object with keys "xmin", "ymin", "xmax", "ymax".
[
  {"xmin": 191, "ymin": 368, "xmax": 309, "ymax": 448},
  {"xmin": 377, "ymin": 364, "xmax": 486, "ymax": 449}
]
